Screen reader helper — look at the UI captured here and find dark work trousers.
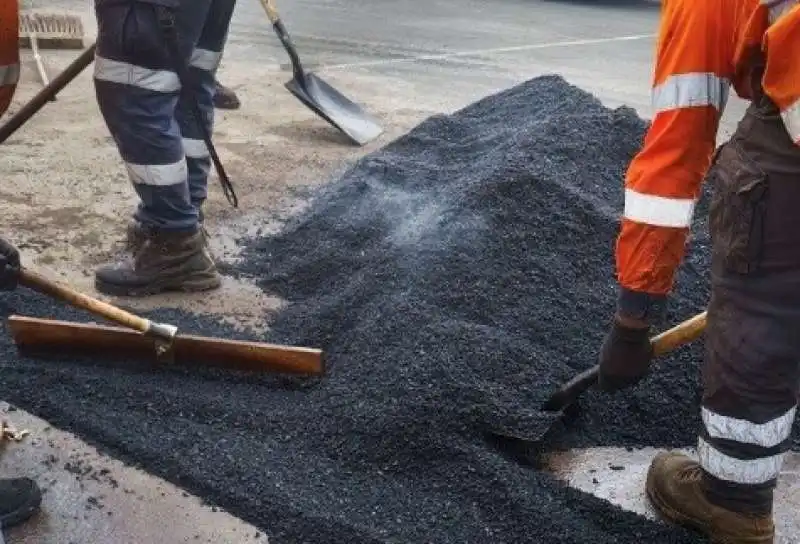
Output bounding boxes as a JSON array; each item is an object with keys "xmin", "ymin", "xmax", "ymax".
[
  {"xmin": 93, "ymin": 0, "xmax": 236, "ymax": 231},
  {"xmin": 699, "ymin": 92, "xmax": 800, "ymax": 516}
]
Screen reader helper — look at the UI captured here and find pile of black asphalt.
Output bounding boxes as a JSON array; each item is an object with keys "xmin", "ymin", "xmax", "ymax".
[{"xmin": 4, "ymin": 75, "xmax": 788, "ymax": 543}]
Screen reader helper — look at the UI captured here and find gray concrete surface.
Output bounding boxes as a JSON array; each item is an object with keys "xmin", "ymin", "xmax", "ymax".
[
  {"xmin": 0, "ymin": 403, "xmax": 269, "ymax": 544},
  {"xmin": 547, "ymin": 447, "xmax": 800, "ymax": 543}
]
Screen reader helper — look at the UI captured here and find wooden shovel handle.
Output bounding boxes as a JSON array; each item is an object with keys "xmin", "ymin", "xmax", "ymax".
[
  {"xmin": 18, "ymin": 268, "xmax": 152, "ymax": 334},
  {"xmin": 259, "ymin": 0, "xmax": 280, "ymax": 24},
  {"xmin": 651, "ymin": 311, "xmax": 707, "ymax": 356},
  {"xmin": 541, "ymin": 310, "xmax": 708, "ymax": 413}
]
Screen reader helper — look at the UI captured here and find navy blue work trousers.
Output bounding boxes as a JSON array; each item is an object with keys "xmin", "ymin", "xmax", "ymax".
[{"xmin": 94, "ymin": 0, "xmax": 236, "ymax": 231}]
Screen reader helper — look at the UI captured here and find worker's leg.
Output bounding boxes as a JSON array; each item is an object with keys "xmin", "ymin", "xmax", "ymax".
[
  {"xmin": 646, "ymin": 139, "xmax": 800, "ymax": 543},
  {"xmin": 175, "ymin": 0, "xmax": 237, "ymax": 215},
  {"xmin": 93, "ymin": 1, "xmax": 198, "ymax": 232},
  {"xmin": 93, "ymin": 1, "xmax": 220, "ymax": 296}
]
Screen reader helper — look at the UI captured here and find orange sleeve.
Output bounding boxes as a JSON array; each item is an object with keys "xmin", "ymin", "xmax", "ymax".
[
  {"xmin": 761, "ymin": 4, "xmax": 800, "ymax": 144},
  {"xmin": 615, "ymin": 0, "xmax": 743, "ymax": 308},
  {"xmin": 0, "ymin": 0, "xmax": 19, "ymax": 118}
]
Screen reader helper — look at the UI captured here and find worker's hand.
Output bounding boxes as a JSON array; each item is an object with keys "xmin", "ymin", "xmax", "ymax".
[
  {"xmin": 0, "ymin": 238, "xmax": 21, "ymax": 291},
  {"xmin": 597, "ymin": 316, "xmax": 653, "ymax": 392}
]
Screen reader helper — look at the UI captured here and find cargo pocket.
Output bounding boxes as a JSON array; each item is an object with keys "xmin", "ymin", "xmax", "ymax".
[
  {"xmin": 120, "ymin": 3, "xmax": 167, "ymax": 66},
  {"xmin": 707, "ymin": 142, "xmax": 768, "ymax": 275}
]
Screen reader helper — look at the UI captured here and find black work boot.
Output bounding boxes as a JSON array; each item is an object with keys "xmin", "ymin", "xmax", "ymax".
[
  {"xmin": 95, "ymin": 229, "xmax": 221, "ymax": 297},
  {"xmin": 213, "ymin": 81, "xmax": 240, "ymax": 110},
  {"xmin": 646, "ymin": 451, "xmax": 775, "ymax": 543},
  {"xmin": 0, "ymin": 477, "xmax": 42, "ymax": 528}
]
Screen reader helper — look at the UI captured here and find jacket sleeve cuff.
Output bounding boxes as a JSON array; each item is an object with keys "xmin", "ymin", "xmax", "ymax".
[{"xmin": 617, "ymin": 287, "xmax": 668, "ymax": 325}]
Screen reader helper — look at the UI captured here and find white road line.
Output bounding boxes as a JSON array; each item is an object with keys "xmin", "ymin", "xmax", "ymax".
[{"xmin": 318, "ymin": 34, "xmax": 656, "ymax": 71}]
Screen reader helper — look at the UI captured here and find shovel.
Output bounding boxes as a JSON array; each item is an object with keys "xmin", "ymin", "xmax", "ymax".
[
  {"xmin": 485, "ymin": 311, "xmax": 708, "ymax": 461},
  {"xmin": 12, "ymin": 268, "xmax": 324, "ymax": 375},
  {"xmin": 258, "ymin": 0, "xmax": 383, "ymax": 146},
  {"xmin": 542, "ymin": 311, "xmax": 708, "ymax": 413}
]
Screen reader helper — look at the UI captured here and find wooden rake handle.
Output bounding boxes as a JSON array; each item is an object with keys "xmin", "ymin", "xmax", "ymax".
[
  {"xmin": 541, "ymin": 311, "xmax": 708, "ymax": 412},
  {"xmin": 18, "ymin": 268, "xmax": 177, "ymax": 342}
]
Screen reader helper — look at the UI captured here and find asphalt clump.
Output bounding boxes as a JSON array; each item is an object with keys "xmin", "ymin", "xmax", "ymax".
[{"xmin": 2, "ymin": 74, "xmax": 788, "ymax": 543}]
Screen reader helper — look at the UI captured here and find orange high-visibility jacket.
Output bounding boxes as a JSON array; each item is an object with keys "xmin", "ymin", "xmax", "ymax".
[
  {"xmin": 0, "ymin": 0, "xmax": 18, "ymax": 117},
  {"xmin": 616, "ymin": 0, "xmax": 800, "ymax": 298}
]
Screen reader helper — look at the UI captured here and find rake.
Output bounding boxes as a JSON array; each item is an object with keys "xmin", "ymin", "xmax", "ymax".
[{"xmin": 18, "ymin": 11, "xmax": 87, "ymax": 50}]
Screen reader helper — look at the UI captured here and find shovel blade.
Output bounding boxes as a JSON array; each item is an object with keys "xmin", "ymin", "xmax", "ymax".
[{"xmin": 286, "ymin": 72, "xmax": 383, "ymax": 146}]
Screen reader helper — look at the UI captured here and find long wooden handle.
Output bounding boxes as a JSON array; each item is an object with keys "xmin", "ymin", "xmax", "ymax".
[
  {"xmin": 259, "ymin": 0, "xmax": 280, "ymax": 23},
  {"xmin": 541, "ymin": 310, "xmax": 708, "ymax": 412},
  {"xmin": 9, "ymin": 316, "xmax": 324, "ymax": 376},
  {"xmin": 651, "ymin": 311, "xmax": 707, "ymax": 356},
  {"xmin": 18, "ymin": 268, "xmax": 152, "ymax": 334},
  {"xmin": 0, "ymin": 44, "xmax": 96, "ymax": 144}
]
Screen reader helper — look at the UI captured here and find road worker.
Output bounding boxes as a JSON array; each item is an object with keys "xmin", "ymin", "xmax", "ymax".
[
  {"xmin": 92, "ymin": 0, "xmax": 237, "ymax": 296},
  {"xmin": 0, "ymin": 1, "xmax": 43, "ymax": 530},
  {"xmin": 597, "ymin": 0, "xmax": 800, "ymax": 542}
]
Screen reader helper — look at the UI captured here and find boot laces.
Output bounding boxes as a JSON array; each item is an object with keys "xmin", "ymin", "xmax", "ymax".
[{"xmin": 677, "ymin": 464, "xmax": 703, "ymax": 484}]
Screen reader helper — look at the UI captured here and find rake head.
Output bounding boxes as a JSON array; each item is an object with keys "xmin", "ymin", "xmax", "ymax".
[{"xmin": 19, "ymin": 11, "xmax": 86, "ymax": 50}]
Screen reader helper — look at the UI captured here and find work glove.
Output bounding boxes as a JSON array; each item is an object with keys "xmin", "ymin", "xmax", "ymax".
[
  {"xmin": 0, "ymin": 238, "xmax": 21, "ymax": 291},
  {"xmin": 597, "ymin": 319, "xmax": 653, "ymax": 392}
]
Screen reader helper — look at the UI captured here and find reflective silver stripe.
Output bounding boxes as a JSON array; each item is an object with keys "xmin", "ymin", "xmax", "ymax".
[
  {"xmin": 698, "ymin": 437, "xmax": 785, "ymax": 485},
  {"xmin": 623, "ymin": 188, "xmax": 695, "ymax": 228},
  {"xmin": 125, "ymin": 160, "xmax": 187, "ymax": 186},
  {"xmin": 183, "ymin": 138, "xmax": 209, "ymax": 159},
  {"xmin": 651, "ymin": 72, "xmax": 730, "ymax": 114},
  {"xmin": 782, "ymin": 98, "xmax": 800, "ymax": 144},
  {"xmin": 94, "ymin": 55, "xmax": 181, "ymax": 93},
  {"xmin": 189, "ymin": 48, "xmax": 222, "ymax": 72},
  {"xmin": 0, "ymin": 64, "xmax": 19, "ymax": 86},
  {"xmin": 702, "ymin": 406, "xmax": 796, "ymax": 449},
  {"xmin": 762, "ymin": 0, "xmax": 798, "ymax": 23}
]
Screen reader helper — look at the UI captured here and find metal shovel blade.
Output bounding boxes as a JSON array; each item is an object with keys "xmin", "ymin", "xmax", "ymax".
[{"xmin": 286, "ymin": 72, "xmax": 384, "ymax": 146}]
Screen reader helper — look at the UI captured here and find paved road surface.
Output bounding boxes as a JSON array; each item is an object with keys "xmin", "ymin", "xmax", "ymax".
[
  {"xmin": 222, "ymin": 0, "xmax": 746, "ymax": 134},
  {"xmin": 26, "ymin": 0, "xmax": 747, "ymax": 132}
]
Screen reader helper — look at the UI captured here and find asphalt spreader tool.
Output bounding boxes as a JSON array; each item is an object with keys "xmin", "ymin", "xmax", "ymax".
[
  {"xmin": 258, "ymin": 0, "xmax": 383, "ymax": 146},
  {"xmin": 9, "ymin": 268, "xmax": 324, "ymax": 376}
]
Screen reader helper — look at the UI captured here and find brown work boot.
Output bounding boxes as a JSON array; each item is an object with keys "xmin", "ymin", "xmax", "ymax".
[
  {"xmin": 95, "ymin": 229, "xmax": 221, "ymax": 297},
  {"xmin": 213, "ymin": 81, "xmax": 240, "ymax": 110},
  {"xmin": 125, "ymin": 220, "xmax": 149, "ymax": 255},
  {"xmin": 646, "ymin": 452, "xmax": 774, "ymax": 543},
  {"xmin": 127, "ymin": 220, "xmax": 211, "ymax": 252}
]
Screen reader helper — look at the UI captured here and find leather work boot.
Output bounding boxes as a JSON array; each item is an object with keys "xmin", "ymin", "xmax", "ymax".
[
  {"xmin": 646, "ymin": 452, "xmax": 775, "ymax": 544},
  {"xmin": 0, "ymin": 477, "xmax": 42, "ymax": 528},
  {"xmin": 127, "ymin": 219, "xmax": 211, "ymax": 253},
  {"xmin": 95, "ymin": 229, "xmax": 221, "ymax": 297},
  {"xmin": 213, "ymin": 81, "xmax": 240, "ymax": 110}
]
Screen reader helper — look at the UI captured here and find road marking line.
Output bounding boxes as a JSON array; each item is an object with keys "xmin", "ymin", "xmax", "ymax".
[{"xmin": 317, "ymin": 34, "xmax": 656, "ymax": 71}]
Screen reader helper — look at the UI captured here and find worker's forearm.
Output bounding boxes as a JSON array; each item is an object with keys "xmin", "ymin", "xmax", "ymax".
[
  {"xmin": 613, "ymin": 0, "xmax": 734, "ymax": 320},
  {"xmin": 615, "ymin": 107, "xmax": 719, "ymax": 314}
]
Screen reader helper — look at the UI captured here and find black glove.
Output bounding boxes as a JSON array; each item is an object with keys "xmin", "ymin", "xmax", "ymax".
[
  {"xmin": 597, "ymin": 319, "xmax": 653, "ymax": 392},
  {"xmin": 0, "ymin": 238, "xmax": 21, "ymax": 291}
]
